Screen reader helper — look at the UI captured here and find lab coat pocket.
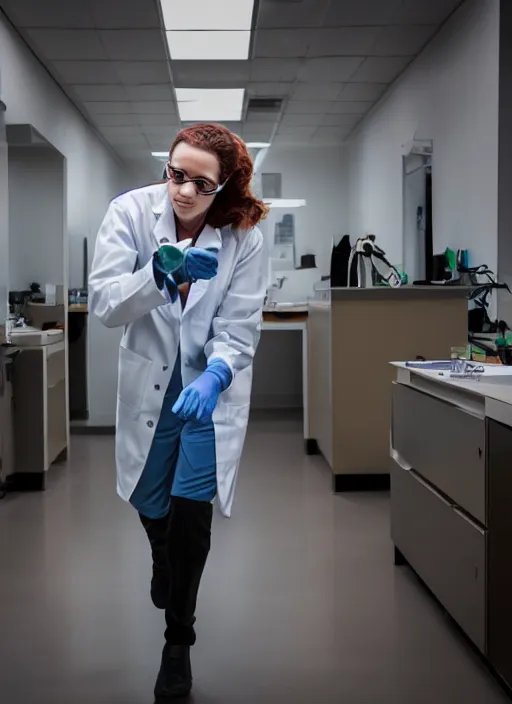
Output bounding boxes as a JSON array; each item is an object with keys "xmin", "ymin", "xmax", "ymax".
[
  {"xmin": 117, "ymin": 345, "xmax": 152, "ymax": 416},
  {"xmin": 213, "ymin": 402, "xmax": 250, "ymax": 464}
]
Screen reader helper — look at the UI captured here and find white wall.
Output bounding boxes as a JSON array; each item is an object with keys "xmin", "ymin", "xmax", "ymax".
[
  {"xmin": 0, "ymin": 14, "xmax": 154, "ymax": 425},
  {"xmin": 0, "ymin": 96, "xmax": 8, "ymax": 326},
  {"xmin": 8, "ymin": 146, "xmax": 64, "ymax": 291},
  {"xmin": 262, "ymin": 145, "xmax": 348, "ymax": 279},
  {"xmin": 347, "ymin": 0, "xmax": 500, "ymax": 274}
]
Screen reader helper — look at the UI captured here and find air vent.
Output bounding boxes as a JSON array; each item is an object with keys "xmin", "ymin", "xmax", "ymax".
[{"xmin": 247, "ymin": 98, "xmax": 283, "ymax": 111}]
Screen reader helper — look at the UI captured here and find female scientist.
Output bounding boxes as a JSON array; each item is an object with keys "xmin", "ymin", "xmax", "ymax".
[{"xmin": 89, "ymin": 123, "xmax": 268, "ymax": 701}]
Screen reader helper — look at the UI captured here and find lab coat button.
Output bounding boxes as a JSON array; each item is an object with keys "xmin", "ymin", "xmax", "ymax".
[
  {"xmin": 154, "ymin": 384, "xmax": 160, "ymax": 391},
  {"xmin": 163, "ymin": 365, "xmax": 168, "ymax": 371},
  {"xmin": 147, "ymin": 420, "xmax": 154, "ymax": 428}
]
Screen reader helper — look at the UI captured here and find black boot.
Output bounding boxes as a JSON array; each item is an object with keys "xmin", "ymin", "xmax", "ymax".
[
  {"xmin": 139, "ymin": 512, "xmax": 170, "ymax": 610},
  {"xmin": 154, "ymin": 497, "xmax": 213, "ymax": 702}
]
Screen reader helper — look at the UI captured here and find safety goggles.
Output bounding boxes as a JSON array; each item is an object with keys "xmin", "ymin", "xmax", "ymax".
[{"xmin": 166, "ymin": 163, "xmax": 227, "ymax": 196}]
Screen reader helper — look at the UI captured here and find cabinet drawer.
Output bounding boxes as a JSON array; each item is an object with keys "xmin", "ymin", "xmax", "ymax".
[
  {"xmin": 47, "ymin": 349, "xmax": 65, "ymax": 388},
  {"xmin": 392, "ymin": 383, "xmax": 486, "ymax": 524},
  {"xmin": 391, "ymin": 464, "xmax": 486, "ymax": 652}
]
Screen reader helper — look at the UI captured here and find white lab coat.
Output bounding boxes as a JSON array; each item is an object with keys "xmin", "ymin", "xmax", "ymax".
[{"xmin": 89, "ymin": 183, "xmax": 267, "ymax": 517}]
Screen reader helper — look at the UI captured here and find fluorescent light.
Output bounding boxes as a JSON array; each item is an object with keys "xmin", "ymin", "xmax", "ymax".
[
  {"xmin": 160, "ymin": 0, "xmax": 254, "ymax": 30},
  {"xmin": 151, "ymin": 152, "xmax": 169, "ymax": 159},
  {"xmin": 166, "ymin": 30, "xmax": 250, "ymax": 60},
  {"xmin": 246, "ymin": 142, "xmax": 271, "ymax": 148},
  {"xmin": 264, "ymin": 199, "xmax": 307, "ymax": 209},
  {"xmin": 176, "ymin": 88, "xmax": 244, "ymax": 122}
]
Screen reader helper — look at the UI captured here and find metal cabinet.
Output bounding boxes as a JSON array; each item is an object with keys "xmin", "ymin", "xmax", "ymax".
[
  {"xmin": 392, "ymin": 383, "xmax": 486, "ymax": 523},
  {"xmin": 391, "ymin": 464, "xmax": 486, "ymax": 652},
  {"xmin": 12, "ymin": 341, "xmax": 68, "ymax": 487}
]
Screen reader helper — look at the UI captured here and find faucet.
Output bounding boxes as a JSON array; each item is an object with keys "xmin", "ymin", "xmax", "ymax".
[{"xmin": 265, "ymin": 276, "xmax": 287, "ymax": 308}]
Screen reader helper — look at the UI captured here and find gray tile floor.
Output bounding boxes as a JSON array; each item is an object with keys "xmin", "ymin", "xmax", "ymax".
[{"xmin": 0, "ymin": 414, "xmax": 509, "ymax": 704}]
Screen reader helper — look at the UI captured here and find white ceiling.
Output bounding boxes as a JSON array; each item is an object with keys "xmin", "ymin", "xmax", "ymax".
[{"xmin": 0, "ymin": 0, "xmax": 466, "ymax": 168}]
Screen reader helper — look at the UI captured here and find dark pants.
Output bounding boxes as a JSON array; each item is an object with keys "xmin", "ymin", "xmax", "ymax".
[{"xmin": 140, "ymin": 497, "xmax": 213, "ymax": 646}]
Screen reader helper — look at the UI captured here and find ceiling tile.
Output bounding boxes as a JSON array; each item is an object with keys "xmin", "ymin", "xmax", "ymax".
[
  {"xmin": 173, "ymin": 61, "xmax": 251, "ymax": 87},
  {"xmin": 114, "ymin": 61, "xmax": 170, "ymax": 84},
  {"xmin": 247, "ymin": 82, "xmax": 294, "ymax": 97},
  {"xmin": 105, "ymin": 134, "xmax": 149, "ymax": 147},
  {"xmin": 323, "ymin": 0, "xmax": 402, "ymax": 26},
  {"xmin": 350, "ymin": 57, "xmax": 411, "ymax": 83},
  {"xmin": 84, "ymin": 101, "xmax": 133, "ymax": 114},
  {"xmin": 369, "ymin": 25, "xmax": 438, "ymax": 55},
  {"xmin": 24, "ymin": 29, "xmax": 107, "ymax": 60},
  {"xmin": 95, "ymin": 114, "xmax": 141, "ymax": 126},
  {"xmin": 337, "ymin": 82, "xmax": 387, "ymax": 101},
  {"xmin": 245, "ymin": 111, "xmax": 279, "ymax": 124},
  {"xmin": 286, "ymin": 101, "xmax": 331, "ymax": 115},
  {"xmin": 99, "ymin": 30, "xmax": 168, "ymax": 61},
  {"xmin": 308, "ymin": 27, "xmax": 383, "ymax": 57},
  {"xmin": 280, "ymin": 114, "xmax": 321, "ymax": 127},
  {"xmin": 243, "ymin": 133, "xmax": 275, "ymax": 143},
  {"xmin": 257, "ymin": 0, "xmax": 331, "ymax": 28},
  {"xmin": 131, "ymin": 101, "xmax": 176, "ymax": 115},
  {"xmin": 89, "ymin": 0, "xmax": 161, "ymax": 28},
  {"xmin": 100, "ymin": 126, "xmax": 144, "ymax": 138},
  {"xmin": 298, "ymin": 57, "xmax": 365, "ymax": 82},
  {"xmin": 292, "ymin": 83, "xmax": 345, "ymax": 101},
  {"xmin": 251, "ymin": 59, "xmax": 301, "ymax": 82},
  {"xmin": 137, "ymin": 114, "xmax": 181, "ymax": 126},
  {"xmin": 394, "ymin": 0, "xmax": 463, "ymax": 25},
  {"xmin": 253, "ymin": 29, "xmax": 312, "ymax": 59},
  {"xmin": 320, "ymin": 114, "xmax": 361, "ymax": 127},
  {"xmin": 240, "ymin": 121, "xmax": 274, "ymax": 133},
  {"xmin": 72, "ymin": 84, "xmax": 128, "ymax": 101},
  {"xmin": 141, "ymin": 127, "xmax": 179, "ymax": 138},
  {"xmin": 0, "ymin": 0, "xmax": 94, "ymax": 27},
  {"xmin": 125, "ymin": 85, "xmax": 174, "ymax": 101},
  {"xmin": 52, "ymin": 61, "xmax": 120, "ymax": 84},
  {"xmin": 327, "ymin": 101, "xmax": 374, "ymax": 114},
  {"xmin": 277, "ymin": 126, "xmax": 318, "ymax": 141}
]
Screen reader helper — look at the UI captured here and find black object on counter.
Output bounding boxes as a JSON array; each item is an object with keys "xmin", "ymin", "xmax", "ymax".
[{"xmin": 331, "ymin": 235, "xmax": 357, "ymax": 287}]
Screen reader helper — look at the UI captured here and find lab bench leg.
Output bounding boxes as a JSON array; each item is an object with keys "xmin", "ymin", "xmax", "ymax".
[
  {"xmin": 305, "ymin": 438, "xmax": 319, "ymax": 455},
  {"xmin": 394, "ymin": 545, "xmax": 408, "ymax": 567}
]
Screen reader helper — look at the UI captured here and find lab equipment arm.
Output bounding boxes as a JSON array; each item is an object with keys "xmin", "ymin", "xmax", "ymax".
[
  {"xmin": 89, "ymin": 199, "xmax": 169, "ymax": 328},
  {"xmin": 203, "ymin": 228, "xmax": 267, "ymax": 384}
]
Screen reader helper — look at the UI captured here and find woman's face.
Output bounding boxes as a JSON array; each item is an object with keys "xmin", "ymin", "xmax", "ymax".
[{"xmin": 167, "ymin": 142, "xmax": 221, "ymax": 224}]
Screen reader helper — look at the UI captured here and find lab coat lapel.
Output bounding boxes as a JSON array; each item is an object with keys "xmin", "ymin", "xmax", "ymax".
[
  {"xmin": 151, "ymin": 192, "xmax": 177, "ymax": 249},
  {"xmin": 183, "ymin": 225, "xmax": 223, "ymax": 316}
]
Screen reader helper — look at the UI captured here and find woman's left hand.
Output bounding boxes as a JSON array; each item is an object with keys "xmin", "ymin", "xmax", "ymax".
[{"xmin": 172, "ymin": 359, "xmax": 232, "ymax": 423}]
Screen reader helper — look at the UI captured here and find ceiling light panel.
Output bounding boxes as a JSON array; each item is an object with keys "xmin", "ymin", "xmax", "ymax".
[
  {"xmin": 175, "ymin": 88, "xmax": 245, "ymax": 121},
  {"xmin": 160, "ymin": 0, "xmax": 254, "ymax": 30},
  {"xmin": 166, "ymin": 30, "xmax": 250, "ymax": 60}
]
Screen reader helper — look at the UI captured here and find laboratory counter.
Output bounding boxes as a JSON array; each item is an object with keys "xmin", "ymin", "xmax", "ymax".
[
  {"xmin": 390, "ymin": 363, "xmax": 512, "ymax": 692},
  {"xmin": 307, "ymin": 284, "xmax": 471, "ymax": 489}
]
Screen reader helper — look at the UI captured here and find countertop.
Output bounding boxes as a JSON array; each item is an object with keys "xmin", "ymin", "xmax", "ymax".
[
  {"xmin": 316, "ymin": 285, "xmax": 474, "ymax": 302},
  {"xmin": 392, "ymin": 362, "xmax": 512, "ymax": 427}
]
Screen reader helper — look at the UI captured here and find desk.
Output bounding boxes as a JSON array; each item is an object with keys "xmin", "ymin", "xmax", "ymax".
[{"xmin": 261, "ymin": 316, "xmax": 309, "ymax": 441}]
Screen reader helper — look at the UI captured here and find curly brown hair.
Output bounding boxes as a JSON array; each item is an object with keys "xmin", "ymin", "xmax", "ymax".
[{"xmin": 168, "ymin": 123, "xmax": 269, "ymax": 231}]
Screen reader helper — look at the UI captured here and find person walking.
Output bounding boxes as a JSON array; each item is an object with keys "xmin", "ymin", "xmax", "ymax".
[{"xmin": 89, "ymin": 123, "xmax": 268, "ymax": 701}]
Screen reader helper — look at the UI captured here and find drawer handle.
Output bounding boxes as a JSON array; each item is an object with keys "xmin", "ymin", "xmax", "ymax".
[{"xmin": 478, "ymin": 447, "xmax": 483, "ymax": 460}]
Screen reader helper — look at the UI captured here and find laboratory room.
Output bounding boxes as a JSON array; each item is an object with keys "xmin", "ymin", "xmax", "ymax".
[{"xmin": 1, "ymin": 0, "xmax": 512, "ymax": 703}]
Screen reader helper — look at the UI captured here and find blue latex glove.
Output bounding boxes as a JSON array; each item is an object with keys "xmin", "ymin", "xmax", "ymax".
[
  {"xmin": 152, "ymin": 252, "xmax": 179, "ymax": 302},
  {"xmin": 176, "ymin": 247, "xmax": 219, "ymax": 284},
  {"xmin": 172, "ymin": 359, "xmax": 232, "ymax": 423}
]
